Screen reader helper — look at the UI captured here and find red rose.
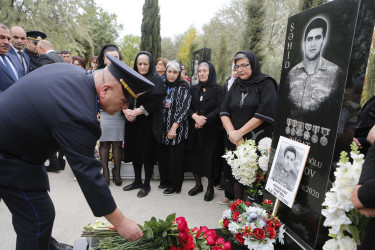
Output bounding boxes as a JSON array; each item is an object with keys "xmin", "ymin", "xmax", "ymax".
[
  {"xmin": 206, "ymin": 235, "xmax": 216, "ymax": 245},
  {"xmin": 229, "ymin": 203, "xmax": 237, "ymax": 212},
  {"xmin": 179, "ymin": 231, "xmax": 189, "ymax": 244},
  {"xmin": 266, "ymin": 227, "xmax": 276, "ymax": 239},
  {"xmin": 235, "ymin": 233, "xmax": 245, "ymax": 244},
  {"xmin": 253, "ymin": 228, "xmax": 266, "ymax": 240},
  {"xmin": 244, "ymin": 201, "xmax": 251, "ymax": 206},
  {"xmin": 224, "ymin": 241, "xmax": 231, "ymax": 250},
  {"xmin": 171, "ymin": 245, "xmax": 177, "ymax": 250},
  {"xmin": 206, "ymin": 229, "xmax": 217, "ymax": 240},
  {"xmin": 200, "ymin": 226, "xmax": 209, "ymax": 234},
  {"xmin": 275, "ymin": 221, "xmax": 281, "ymax": 229},
  {"xmin": 184, "ymin": 235, "xmax": 195, "ymax": 250},
  {"xmin": 176, "ymin": 217, "xmax": 186, "ymax": 225},
  {"xmin": 223, "ymin": 218, "xmax": 229, "ymax": 228},
  {"xmin": 232, "ymin": 212, "xmax": 240, "ymax": 221},
  {"xmin": 177, "ymin": 221, "xmax": 188, "ymax": 232},
  {"xmin": 216, "ymin": 236, "xmax": 225, "ymax": 245}
]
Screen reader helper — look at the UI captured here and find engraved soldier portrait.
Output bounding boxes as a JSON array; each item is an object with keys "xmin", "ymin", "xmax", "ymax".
[{"xmin": 286, "ymin": 17, "xmax": 344, "ymax": 112}]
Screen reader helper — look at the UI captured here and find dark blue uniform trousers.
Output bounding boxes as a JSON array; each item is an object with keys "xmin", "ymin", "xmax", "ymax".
[{"xmin": 0, "ymin": 186, "xmax": 55, "ymax": 250}]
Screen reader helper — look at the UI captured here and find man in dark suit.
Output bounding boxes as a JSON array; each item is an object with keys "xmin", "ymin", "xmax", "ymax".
[
  {"xmin": 37, "ymin": 40, "xmax": 64, "ymax": 67},
  {"xmin": 0, "ymin": 23, "xmax": 24, "ymax": 94},
  {"xmin": 23, "ymin": 30, "xmax": 46, "ymax": 72},
  {"xmin": 0, "ymin": 54, "xmax": 154, "ymax": 249},
  {"xmin": 9, "ymin": 26, "xmax": 30, "ymax": 75}
]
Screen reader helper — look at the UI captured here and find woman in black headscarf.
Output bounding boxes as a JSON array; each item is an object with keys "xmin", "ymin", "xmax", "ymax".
[
  {"xmin": 220, "ymin": 50, "xmax": 278, "ymax": 201},
  {"xmin": 122, "ymin": 51, "xmax": 166, "ymax": 198},
  {"xmin": 157, "ymin": 60, "xmax": 191, "ymax": 196},
  {"xmin": 185, "ymin": 61, "xmax": 225, "ymax": 201}
]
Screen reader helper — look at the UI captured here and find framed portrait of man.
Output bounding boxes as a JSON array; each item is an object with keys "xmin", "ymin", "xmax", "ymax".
[{"xmin": 266, "ymin": 136, "xmax": 310, "ymax": 208}]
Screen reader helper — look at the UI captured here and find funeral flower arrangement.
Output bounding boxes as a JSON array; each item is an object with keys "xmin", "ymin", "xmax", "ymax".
[
  {"xmin": 321, "ymin": 142, "xmax": 369, "ymax": 249},
  {"xmin": 82, "ymin": 213, "xmax": 231, "ymax": 249},
  {"xmin": 223, "ymin": 138, "xmax": 272, "ymax": 198},
  {"xmin": 220, "ymin": 199, "xmax": 285, "ymax": 250}
]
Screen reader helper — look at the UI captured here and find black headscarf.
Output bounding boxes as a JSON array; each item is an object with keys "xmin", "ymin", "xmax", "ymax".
[
  {"xmin": 197, "ymin": 60, "xmax": 219, "ymax": 89},
  {"xmin": 234, "ymin": 50, "xmax": 277, "ymax": 93},
  {"xmin": 133, "ymin": 51, "xmax": 165, "ymax": 95},
  {"xmin": 164, "ymin": 61, "xmax": 189, "ymax": 89},
  {"xmin": 97, "ymin": 43, "xmax": 122, "ymax": 70}
]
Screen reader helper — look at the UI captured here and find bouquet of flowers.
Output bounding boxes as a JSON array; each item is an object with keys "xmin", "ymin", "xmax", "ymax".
[
  {"xmin": 321, "ymin": 142, "xmax": 369, "ymax": 249},
  {"xmin": 82, "ymin": 213, "xmax": 231, "ymax": 249},
  {"xmin": 222, "ymin": 138, "xmax": 272, "ymax": 199},
  {"xmin": 220, "ymin": 199, "xmax": 285, "ymax": 250}
]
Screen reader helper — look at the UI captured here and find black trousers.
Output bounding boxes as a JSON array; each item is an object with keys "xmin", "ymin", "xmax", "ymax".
[
  {"xmin": 158, "ymin": 141, "xmax": 186, "ymax": 191},
  {"xmin": 0, "ymin": 186, "xmax": 55, "ymax": 250}
]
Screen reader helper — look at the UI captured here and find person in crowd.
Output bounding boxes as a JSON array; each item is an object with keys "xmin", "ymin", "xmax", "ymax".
[
  {"xmin": 61, "ymin": 50, "xmax": 72, "ymax": 64},
  {"xmin": 23, "ymin": 30, "xmax": 46, "ymax": 72},
  {"xmin": 0, "ymin": 53, "xmax": 150, "ymax": 250},
  {"xmin": 72, "ymin": 55, "xmax": 87, "ymax": 69},
  {"xmin": 89, "ymin": 55, "xmax": 98, "ymax": 73},
  {"xmin": 180, "ymin": 63, "xmax": 190, "ymax": 84},
  {"xmin": 9, "ymin": 26, "xmax": 29, "ymax": 75},
  {"xmin": 185, "ymin": 61, "xmax": 225, "ymax": 201},
  {"xmin": 37, "ymin": 40, "xmax": 65, "ymax": 67},
  {"xmin": 351, "ymin": 125, "xmax": 375, "ymax": 250},
  {"xmin": 122, "ymin": 51, "xmax": 166, "ymax": 198},
  {"xmin": 156, "ymin": 57, "xmax": 168, "ymax": 81},
  {"xmin": 220, "ymin": 50, "xmax": 278, "ymax": 201},
  {"xmin": 96, "ymin": 44, "xmax": 125, "ymax": 186},
  {"xmin": 0, "ymin": 24, "xmax": 24, "ymax": 94},
  {"xmin": 157, "ymin": 60, "xmax": 191, "ymax": 196}
]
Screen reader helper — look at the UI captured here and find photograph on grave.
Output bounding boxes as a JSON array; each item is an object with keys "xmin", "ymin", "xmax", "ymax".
[
  {"xmin": 190, "ymin": 48, "xmax": 211, "ymax": 85},
  {"xmin": 265, "ymin": 0, "xmax": 375, "ymax": 249},
  {"xmin": 266, "ymin": 136, "xmax": 310, "ymax": 208}
]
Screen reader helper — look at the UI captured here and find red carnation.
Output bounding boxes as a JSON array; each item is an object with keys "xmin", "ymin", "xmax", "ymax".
[
  {"xmin": 253, "ymin": 228, "xmax": 266, "ymax": 240},
  {"xmin": 244, "ymin": 201, "xmax": 251, "ymax": 206},
  {"xmin": 223, "ymin": 218, "xmax": 229, "ymax": 228},
  {"xmin": 232, "ymin": 212, "xmax": 240, "ymax": 221},
  {"xmin": 266, "ymin": 227, "xmax": 276, "ymax": 239},
  {"xmin": 235, "ymin": 233, "xmax": 245, "ymax": 244}
]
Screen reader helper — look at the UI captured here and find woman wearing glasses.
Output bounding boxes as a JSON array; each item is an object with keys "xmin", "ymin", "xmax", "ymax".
[{"xmin": 220, "ymin": 50, "xmax": 278, "ymax": 201}]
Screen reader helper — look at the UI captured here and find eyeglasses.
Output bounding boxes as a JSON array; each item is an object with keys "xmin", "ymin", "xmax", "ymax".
[{"xmin": 233, "ymin": 64, "xmax": 250, "ymax": 70}]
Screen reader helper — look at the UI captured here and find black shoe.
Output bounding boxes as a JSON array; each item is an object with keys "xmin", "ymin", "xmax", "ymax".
[
  {"xmin": 45, "ymin": 163, "xmax": 62, "ymax": 173},
  {"xmin": 204, "ymin": 190, "xmax": 214, "ymax": 201},
  {"xmin": 157, "ymin": 183, "xmax": 169, "ymax": 190},
  {"xmin": 123, "ymin": 182, "xmax": 142, "ymax": 191},
  {"xmin": 215, "ymin": 184, "xmax": 223, "ymax": 190},
  {"xmin": 163, "ymin": 187, "xmax": 176, "ymax": 196},
  {"xmin": 137, "ymin": 186, "xmax": 151, "ymax": 198},
  {"xmin": 49, "ymin": 237, "xmax": 73, "ymax": 250},
  {"xmin": 188, "ymin": 185, "xmax": 203, "ymax": 196}
]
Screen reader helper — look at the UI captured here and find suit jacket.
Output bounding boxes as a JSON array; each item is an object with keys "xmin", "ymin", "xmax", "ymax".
[
  {"xmin": 0, "ymin": 52, "xmax": 24, "ymax": 94},
  {"xmin": 0, "ymin": 64, "xmax": 116, "ymax": 217},
  {"xmin": 38, "ymin": 51, "xmax": 65, "ymax": 67},
  {"xmin": 9, "ymin": 46, "xmax": 30, "ymax": 74}
]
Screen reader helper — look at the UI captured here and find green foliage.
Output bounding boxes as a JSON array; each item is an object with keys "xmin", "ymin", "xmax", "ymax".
[
  {"xmin": 365, "ymin": 53, "xmax": 375, "ymax": 103},
  {"xmin": 119, "ymin": 34, "xmax": 141, "ymax": 67},
  {"xmin": 161, "ymin": 37, "xmax": 178, "ymax": 60},
  {"xmin": 241, "ymin": 0, "xmax": 266, "ymax": 65},
  {"xmin": 299, "ymin": 0, "xmax": 326, "ymax": 11},
  {"xmin": 177, "ymin": 26, "xmax": 198, "ymax": 73},
  {"xmin": 217, "ymin": 33, "xmax": 228, "ymax": 84},
  {"xmin": 140, "ymin": 0, "xmax": 161, "ymax": 63}
]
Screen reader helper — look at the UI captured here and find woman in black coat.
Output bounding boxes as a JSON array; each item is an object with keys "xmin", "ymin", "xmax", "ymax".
[
  {"xmin": 122, "ymin": 51, "xmax": 166, "ymax": 198},
  {"xmin": 157, "ymin": 60, "xmax": 191, "ymax": 196},
  {"xmin": 185, "ymin": 61, "xmax": 225, "ymax": 201},
  {"xmin": 220, "ymin": 50, "xmax": 278, "ymax": 201}
]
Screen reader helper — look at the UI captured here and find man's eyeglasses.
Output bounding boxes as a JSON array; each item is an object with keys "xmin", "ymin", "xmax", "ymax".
[{"xmin": 233, "ymin": 64, "xmax": 250, "ymax": 70}]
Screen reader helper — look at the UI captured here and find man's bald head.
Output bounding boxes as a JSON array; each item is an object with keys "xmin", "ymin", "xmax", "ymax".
[
  {"xmin": 10, "ymin": 26, "xmax": 27, "ymax": 50},
  {"xmin": 37, "ymin": 40, "xmax": 54, "ymax": 56}
]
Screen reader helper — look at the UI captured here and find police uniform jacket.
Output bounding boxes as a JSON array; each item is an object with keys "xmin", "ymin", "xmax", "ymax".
[{"xmin": 0, "ymin": 64, "xmax": 116, "ymax": 216}]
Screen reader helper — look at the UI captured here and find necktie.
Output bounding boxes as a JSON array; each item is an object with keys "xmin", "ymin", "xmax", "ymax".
[
  {"xmin": 17, "ymin": 51, "xmax": 27, "ymax": 74},
  {"xmin": 1, "ymin": 55, "xmax": 18, "ymax": 80}
]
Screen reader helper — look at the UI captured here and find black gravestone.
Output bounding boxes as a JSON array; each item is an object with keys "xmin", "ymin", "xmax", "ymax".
[
  {"xmin": 265, "ymin": 0, "xmax": 375, "ymax": 249},
  {"xmin": 190, "ymin": 47, "xmax": 211, "ymax": 85}
]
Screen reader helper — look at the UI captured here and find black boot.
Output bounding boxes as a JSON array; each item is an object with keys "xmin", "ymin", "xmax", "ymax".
[{"xmin": 49, "ymin": 237, "xmax": 73, "ymax": 250}]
